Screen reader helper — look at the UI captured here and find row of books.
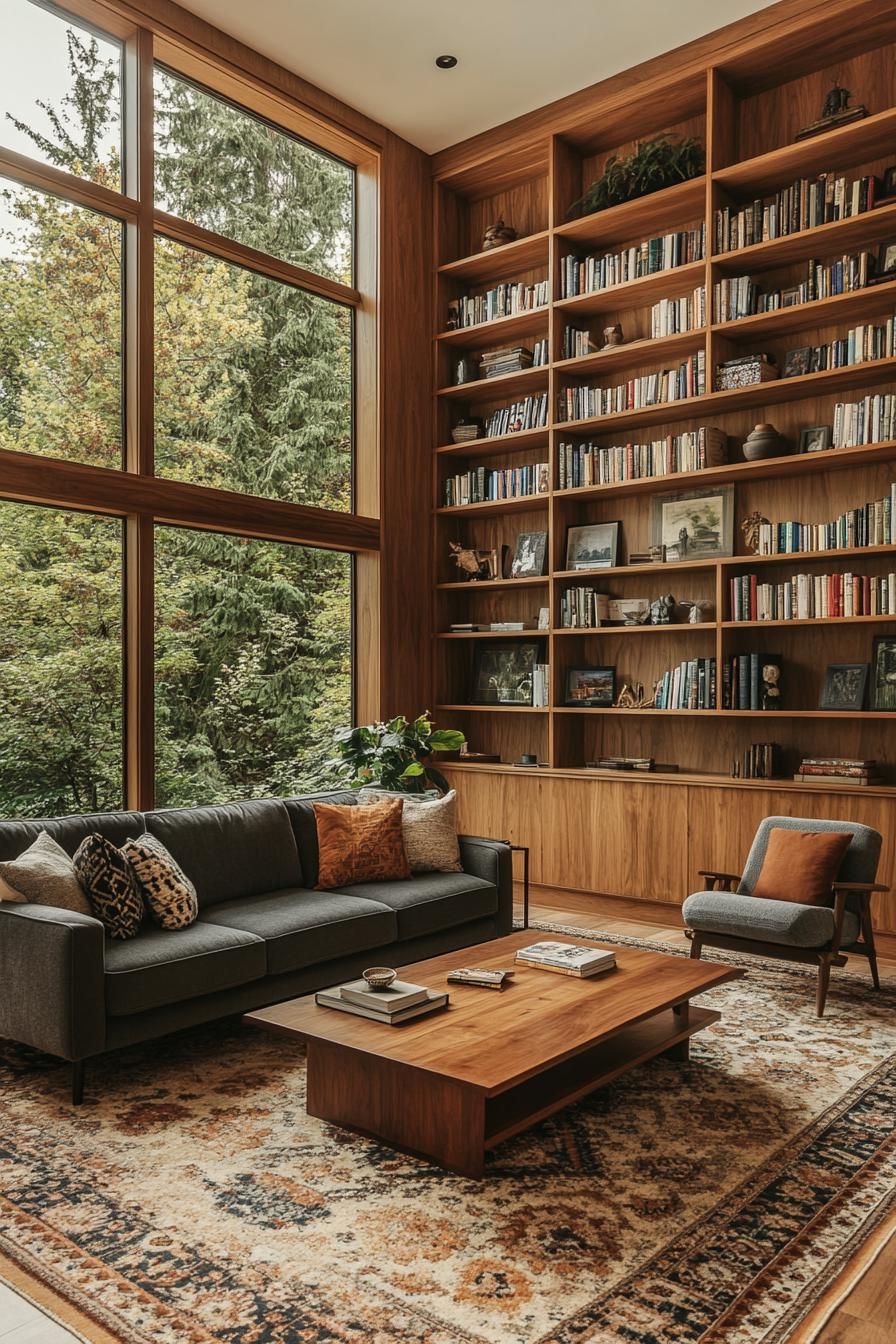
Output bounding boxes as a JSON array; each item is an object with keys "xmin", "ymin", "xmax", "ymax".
[
  {"xmin": 557, "ymin": 426, "xmax": 726, "ymax": 489},
  {"xmin": 713, "ymin": 171, "xmax": 878, "ymax": 253},
  {"xmin": 558, "ymin": 588, "xmax": 609, "ymax": 628},
  {"xmin": 484, "ymin": 393, "xmax": 549, "ymax": 437},
  {"xmin": 557, "ymin": 352, "xmax": 707, "ymax": 421},
  {"xmin": 479, "ymin": 342, "xmax": 547, "ymax": 379},
  {"xmin": 651, "ymin": 287, "xmax": 707, "ymax": 337},
  {"xmin": 447, "ymin": 280, "xmax": 549, "ymax": 330},
  {"xmin": 754, "ymin": 488, "xmax": 896, "ymax": 554},
  {"xmin": 730, "ymin": 571, "xmax": 896, "ymax": 621},
  {"xmin": 531, "ymin": 663, "xmax": 550, "ymax": 707},
  {"xmin": 443, "ymin": 462, "xmax": 549, "ymax": 507},
  {"xmin": 796, "ymin": 757, "xmax": 880, "ymax": 786},
  {"xmin": 723, "ymin": 653, "xmax": 780, "ymax": 711},
  {"xmin": 783, "ymin": 315, "xmax": 896, "ymax": 374},
  {"xmin": 833, "ymin": 393, "xmax": 896, "ymax": 448},
  {"xmin": 735, "ymin": 741, "xmax": 782, "ymax": 780},
  {"xmin": 656, "ymin": 658, "xmax": 717, "ymax": 710},
  {"xmin": 559, "ymin": 225, "xmax": 705, "ymax": 298},
  {"xmin": 713, "ymin": 252, "xmax": 875, "ymax": 322}
]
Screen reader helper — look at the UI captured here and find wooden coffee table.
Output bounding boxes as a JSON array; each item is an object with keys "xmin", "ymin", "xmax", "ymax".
[{"xmin": 246, "ymin": 931, "xmax": 743, "ymax": 1178}]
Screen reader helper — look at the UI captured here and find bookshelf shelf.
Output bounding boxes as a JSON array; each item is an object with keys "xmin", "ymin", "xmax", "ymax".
[
  {"xmin": 432, "ymin": 33, "xmax": 896, "ymax": 813},
  {"xmin": 438, "ymin": 230, "xmax": 550, "ymax": 284},
  {"xmin": 555, "ymin": 259, "xmax": 706, "ymax": 318}
]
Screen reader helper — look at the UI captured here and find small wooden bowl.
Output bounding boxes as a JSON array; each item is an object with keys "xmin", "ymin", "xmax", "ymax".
[{"xmin": 363, "ymin": 966, "xmax": 397, "ymax": 991}]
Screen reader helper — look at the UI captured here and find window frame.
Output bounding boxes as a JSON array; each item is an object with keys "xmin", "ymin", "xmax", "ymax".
[{"xmin": 0, "ymin": 0, "xmax": 380, "ymax": 811}]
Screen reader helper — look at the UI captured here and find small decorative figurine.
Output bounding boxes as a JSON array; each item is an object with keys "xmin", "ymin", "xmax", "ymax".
[
  {"xmin": 601, "ymin": 324, "xmax": 624, "ymax": 349},
  {"xmin": 615, "ymin": 681, "xmax": 655, "ymax": 709},
  {"xmin": 449, "ymin": 541, "xmax": 495, "ymax": 581},
  {"xmin": 762, "ymin": 662, "xmax": 782, "ymax": 711},
  {"xmin": 482, "ymin": 218, "xmax": 517, "ymax": 250},
  {"xmin": 823, "ymin": 84, "xmax": 852, "ymax": 118},
  {"xmin": 680, "ymin": 599, "xmax": 713, "ymax": 624},
  {"xmin": 648, "ymin": 593, "xmax": 676, "ymax": 625},
  {"xmin": 741, "ymin": 511, "xmax": 770, "ymax": 555},
  {"xmin": 742, "ymin": 423, "xmax": 788, "ymax": 461},
  {"xmin": 797, "ymin": 83, "xmax": 867, "ymax": 141}
]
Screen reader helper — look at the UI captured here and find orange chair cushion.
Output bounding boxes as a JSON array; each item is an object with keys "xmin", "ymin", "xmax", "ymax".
[
  {"xmin": 751, "ymin": 827, "xmax": 853, "ymax": 907},
  {"xmin": 313, "ymin": 798, "xmax": 410, "ymax": 889}
]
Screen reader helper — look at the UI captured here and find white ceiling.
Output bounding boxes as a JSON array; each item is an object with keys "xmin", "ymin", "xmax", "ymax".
[{"xmin": 178, "ymin": 0, "xmax": 777, "ymax": 154}]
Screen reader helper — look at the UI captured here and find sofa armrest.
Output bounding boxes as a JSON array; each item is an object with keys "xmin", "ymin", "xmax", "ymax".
[
  {"xmin": 458, "ymin": 836, "xmax": 514, "ymax": 934},
  {"xmin": 697, "ymin": 869, "xmax": 742, "ymax": 892},
  {"xmin": 0, "ymin": 904, "xmax": 106, "ymax": 1061}
]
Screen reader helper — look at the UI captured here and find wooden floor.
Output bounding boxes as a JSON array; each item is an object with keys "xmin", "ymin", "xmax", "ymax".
[
  {"xmin": 0, "ymin": 885, "xmax": 892, "ymax": 1343},
  {"xmin": 528, "ymin": 884, "xmax": 896, "ymax": 1344}
]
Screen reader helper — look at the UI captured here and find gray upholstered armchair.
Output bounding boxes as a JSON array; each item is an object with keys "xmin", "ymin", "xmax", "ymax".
[{"xmin": 682, "ymin": 816, "xmax": 886, "ymax": 1016}]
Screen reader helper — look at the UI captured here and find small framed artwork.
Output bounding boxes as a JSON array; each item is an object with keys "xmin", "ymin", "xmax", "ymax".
[
  {"xmin": 565, "ymin": 666, "xmax": 616, "ymax": 707},
  {"xmin": 471, "ymin": 639, "xmax": 546, "ymax": 705},
  {"xmin": 537, "ymin": 606, "xmax": 550, "ymax": 630},
  {"xmin": 819, "ymin": 663, "xmax": 869, "ymax": 710},
  {"xmin": 871, "ymin": 636, "xmax": 896, "ymax": 709},
  {"xmin": 510, "ymin": 531, "xmax": 547, "ymax": 578},
  {"xmin": 565, "ymin": 521, "xmax": 620, "ymax": 571},
  {"xmin": 877, "ymin": 239, "xmax": 896, "ymax": 277},
  {"xmin": 650, "ymin": 486, "xmax": 734, "ymax": 559},
  {"xmin": 799, "ymin": 425, "xmax": 832, "ymax": 454},
  {"xmin": 783, "ymin": 347, "xmax": 811, "ymax": 378},
  {"xmin": 882, "ymin": 166, "xmax": 896, "ymax": 200}
]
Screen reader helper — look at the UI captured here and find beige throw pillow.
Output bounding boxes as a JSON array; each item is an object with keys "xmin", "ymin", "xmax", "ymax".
[
  {"xmin": 0, "ymin": 831, "xmax": 93, "ymax": 914},
  {"xmin": 359, "ymin": 789, "xmax": 462, "ymax": 873}
]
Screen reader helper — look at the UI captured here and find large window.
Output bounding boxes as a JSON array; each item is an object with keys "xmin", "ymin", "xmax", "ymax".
[{"xmin": 0, "ymin": 1, "xmax": 377, "ymax": 816}]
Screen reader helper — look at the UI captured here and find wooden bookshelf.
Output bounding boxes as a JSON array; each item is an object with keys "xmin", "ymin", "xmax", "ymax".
[{"xmin": 430, "ymin": 7, "xmax": 896, "ymax": 929}]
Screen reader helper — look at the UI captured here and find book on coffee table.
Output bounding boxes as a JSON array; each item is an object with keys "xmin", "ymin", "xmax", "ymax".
[
  {"xmin": 515, "ymin": 941, "xmax": 616, "ymax": 978},
  {"xmin": 316, "ymin": 986, "xmax": 448, "ymax": 1023},
  {"xmin": 339, "ymin": 978, "xmax": 429, "ymax": 1011}
]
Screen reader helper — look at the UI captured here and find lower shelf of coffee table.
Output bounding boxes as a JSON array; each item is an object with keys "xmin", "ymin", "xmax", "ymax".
[{"xmin": 483, "ymin": 1004, "xmax": 719, "ymax": 1148}]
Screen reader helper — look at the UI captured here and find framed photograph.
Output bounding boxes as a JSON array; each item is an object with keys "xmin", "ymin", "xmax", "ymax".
[
  {"xmin": 650, "ymin": 486, "xmax": 734, "ymax": 559},
  {"xmin": 537, "ymin": 606, "xmax": 550, "ymax": 630},
  {"xmin": 510, "ymin": 531, "xmax": 547, "ymax": 578},
  {"xmin": 783, "ymin": 346, "xmax": 811, "ymax": 378},
  {"xmin": 819, "ymin": 663, "xmax": 869, "ymax": 711},
  {"xmin": 607, "ymin": 597, "xmax": 649, "ymax": 625},
  {"xmin": 565, "ymin": 521, "xmax": 620, "ymax": 571},
  {"xmin": 471, "ymin": 640, "xmax": 545, "ymax": 705},
  {"xmin": 871, "ymin": 636, "xmax": 896, "ymax": 710},
  {"xmin": 799, "ymin": 425, "xmax": 832, "ymax": 454},
  {"xmin": 877, "ymin": 239, "xmax": 896, "ymax": 276},
  {"xmin": 564, "ymin": 666, "xmax": 616, "ymax": 707}
]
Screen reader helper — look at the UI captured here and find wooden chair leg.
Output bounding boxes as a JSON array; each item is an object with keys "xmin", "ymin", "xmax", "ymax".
[
  {"xmin": 689, "ymin": 934, "xmax": 703, "ymax": 960},
  {"xmin": 816, "ymin": 957, "xmax": 832, "ymax": 1017},
  {"xmin": 860, "ymin": 905, "xmax": 881, "ymax": 990},
  {"xmin": 72, "ymin": 1060, "xmax": 85, "ymax": 1106}
]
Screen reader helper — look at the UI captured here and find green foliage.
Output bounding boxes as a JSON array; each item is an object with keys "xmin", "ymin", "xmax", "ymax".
[
  {"xmin": 566, "ymin": 134, "xmax": 705, "ymax": 220},
  {"xmin": 0, "ymin": 30, "xmax": 354, "ymax": 817},
  {"xmin": 330, "ymin": 715, "xmax": 466, "ymax": 794}
]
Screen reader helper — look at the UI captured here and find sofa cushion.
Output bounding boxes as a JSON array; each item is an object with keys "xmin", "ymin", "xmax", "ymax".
[
  {"xmin": 751, "ymin": 827, "xmax": 853, "ymax": 907},
  {"xmin": 105, "ymin": 922, "xmax": 266, "ymax": 1016},
  {"xmin": 199, "ymin": 889, "xmax": 397, "ymax": 975},
  {"xmin": 74, "ymin": 834, "xmax": 145, "ymax": 940},
  {"xmin": 314, "ymin": 798, "xmax": 410, "ymax": 889},
  {"xmin": 359, "ymin": 789, "xmax": 463, "ymax": 873},
  {"xmin": 282, "ymin": 791, "xmax": 359, "ymax": 888},
  {"xmin": 683, "ymin": 890, "xmax": 860, "ymax": 949},
  {"xmin": 0, "ymin": 812, "xmax": 146, "ymax": 863},
  {"xmin": 334, "ymin": 872, "xmax": 497, "ymax": 941},
  {"xmin": 0, "ymin": 832, "xmax": 93, "ymax": 915},
  {"xmin": 144, "ymin": 799, "xmax": 302, "ymax": 908},
  {"xmin": 122, "ymin": 833, "xmax": 198, "ymax": 930}
]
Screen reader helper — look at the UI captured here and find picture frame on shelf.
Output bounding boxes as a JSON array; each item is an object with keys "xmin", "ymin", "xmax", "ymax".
[
  {"xmin": 819, "ymin": 663, "xmax": 869, "ymax": 711},
  {"xmin": 880, "ymin": 166, "xmax": 896, "ymax": 200},
  {"xmin": 871, "ymin": 637, "xmax": 896, "ymax": 710},
  {"xmin": 799, "ymin": 425, "xmax": 832, "ymax": 454},
  {"xmin": 783, "ymin": 347, "xmax": 811, "ymax": 379},
  {"xmin": 650, "ymin": 486, "xmax": 734, "ymax": 559},
  {"xmin": 564, "ymin": 666, "xmax": 616, "ymax": 707},
  {"xmin": 565, "ymin": 521, "xmax": 620, "ymax": 571},
  {"xmin": 510, "ymin": 531, "xmax": 548, "ymax": 578},
  {"xmin": 877, "ymin": 239, "xmax": 896, "ymax": 277},
  {"xmin": 471, "ymin": 640, "xmax": 546, "ymax": 705}
]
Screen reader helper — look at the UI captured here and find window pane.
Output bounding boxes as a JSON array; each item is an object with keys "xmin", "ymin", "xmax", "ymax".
[
  {"xmin": 0, "ymin": 180, "xmax": 123, "ymax": 467},
  {"xmin": 0, "ymin": 502, "xmax": 123, "ymax": 817},
  {"xmin": 154, "ymin": 239, "xmax": 352, "ymax": 508},
  {"xmin": 155, "ymin": 527, "xmax": 352, "ymax": 807},
  {"xmin": 0, "ymin": 1, "xmax": 122, "ymax": 191},
  {"xmin": 154, "ymin": 68, "xmax": 353, "ymax": 285}
]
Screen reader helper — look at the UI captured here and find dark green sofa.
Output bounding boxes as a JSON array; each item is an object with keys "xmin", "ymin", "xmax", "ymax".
[{"xmin": 0, "ymin": 790, "xmax": 513, "ymax": 1101}]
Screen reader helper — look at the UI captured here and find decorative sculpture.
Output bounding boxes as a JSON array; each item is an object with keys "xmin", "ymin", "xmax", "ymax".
[
  {"xmin": 482, "ymin": 218, "xmax": 517, "ymax": 250},
  {"xmin": 741, "ymin": 511, "xmax": 770, "ymax": 555},
  {"xmin": 648, "ymin": 593, "xmax": 676, "ymax": 625},
  {"xmin": 448, "ymin": 541, "xmax": 494, "ymax": 581},
  {"xmin": 762, "ymin": 661, "xmax": 782, "ymax": 711},
  {"xmin": 615, "ymin": 681, "xmax": 656, "ymax": 709},
  {"xmin": 680, "ymin": 599, "xmax": 713, "ymax": 624}
]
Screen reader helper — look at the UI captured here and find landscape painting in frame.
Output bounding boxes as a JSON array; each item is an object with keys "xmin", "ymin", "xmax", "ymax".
[
  {"xmin": 651, "ymin": 486, "xmax": 734, "ymax": 560},
  {"xmin": 471, "ymin": 640, "xmax": 545, "ymax": 705}
]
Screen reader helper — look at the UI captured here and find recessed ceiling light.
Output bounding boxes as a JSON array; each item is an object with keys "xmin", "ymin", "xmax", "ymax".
[{"xmin": 435, "ymin": 55, "xmax": 458, "ymax": 69}]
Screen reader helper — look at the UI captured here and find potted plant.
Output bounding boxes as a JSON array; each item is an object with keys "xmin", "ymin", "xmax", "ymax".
[
  {"xmin": 330, "ymin": 713, "xmax": 465, "ymax": 794},
  {"xmin": 566, "ymin": 133, "xmax": 705, "ymax": 220}
]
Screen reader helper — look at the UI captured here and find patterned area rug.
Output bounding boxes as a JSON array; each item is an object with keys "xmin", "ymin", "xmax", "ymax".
[{"xmin": 1, "ymin": 923, "xmax": 895, "ymax": 1344}]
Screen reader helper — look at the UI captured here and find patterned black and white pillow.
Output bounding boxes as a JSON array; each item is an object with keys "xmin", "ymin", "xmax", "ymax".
[
  {"xmin": 73, "ymin": 834, "xmax": 144, "ymax": 940},
  {"xmin": 121, "ymin": 833, "xmax": 198, "ymax": 930}
]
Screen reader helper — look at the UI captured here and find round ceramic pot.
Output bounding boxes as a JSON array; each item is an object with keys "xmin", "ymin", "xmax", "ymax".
[{"xmin": 742, "ymin": 423, "xmax": 787, "ymax": 460}]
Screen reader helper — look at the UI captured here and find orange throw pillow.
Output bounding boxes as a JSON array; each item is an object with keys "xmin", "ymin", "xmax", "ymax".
[
  {"xmin": 313, "ymin": 798, "xmax": 410, "ymax": 889},
  {"xmin": 751, "ymin": 828, "xmax": 852, "ymax": 907}
]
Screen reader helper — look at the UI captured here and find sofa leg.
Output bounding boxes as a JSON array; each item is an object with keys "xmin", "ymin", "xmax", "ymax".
[
  {"xmin": 816, "ymin": 958, "xmax": 832, "ymax": 1017},
  {"xmin": 688, "ymin": 934, "xmax": 703, "ymax": 961},
  {"xmin": 72, "ymin": 1060, "xmax": 85, "ymax": 1106}
]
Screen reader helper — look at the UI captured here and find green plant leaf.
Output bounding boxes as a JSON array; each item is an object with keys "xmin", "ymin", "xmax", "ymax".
[
  {"xmin": 429, "ymin": 729, "xmax": 465, "ymax": 751},
  {"xmin": 400, "ymin": 761, "xmax": 425, "ymax": 778}
]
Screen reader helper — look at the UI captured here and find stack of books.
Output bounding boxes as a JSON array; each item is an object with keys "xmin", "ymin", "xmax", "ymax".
[
  {"xmin": 316, "ymin": 977, "xmax": 448, "ymax": 1023},
  {"xmin": 795, "ymin": 757, "xmax": 880, "ymax": 787},
  {"xmin": 514, "ymin": 941, "xmax": 616, "ymax": 978},
  {"xmin": 589, "ymin": 756, "xmax": 655, "ymax": 771},
  {"xmin": 479, "ymin": 345, "xmax": 536, "ymax": 379},
  {"xmin": 446, "ymin": 967, "xmax": 514, "ymax": 990}
]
